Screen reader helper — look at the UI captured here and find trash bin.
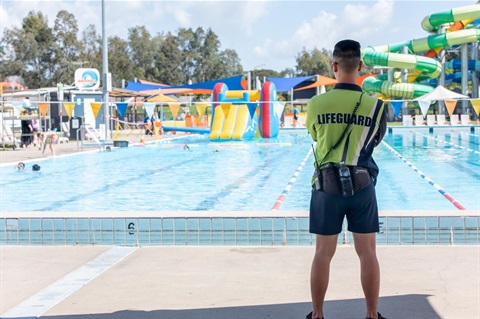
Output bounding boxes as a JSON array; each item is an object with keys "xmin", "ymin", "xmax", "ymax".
[
  {"xmin": 70, "ymin": 117, "xmax": 84, "ymax": 141},
  {"xmin": 113, "ymin": 140, "xmax": 129, "ymax": 147}
]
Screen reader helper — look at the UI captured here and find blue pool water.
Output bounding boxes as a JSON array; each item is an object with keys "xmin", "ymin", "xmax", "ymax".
[{"xmin": 1, "ymin": 127, "xmax": 479, "ymax": 212}]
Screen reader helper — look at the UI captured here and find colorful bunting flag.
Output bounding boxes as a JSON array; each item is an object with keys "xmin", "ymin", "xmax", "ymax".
[
  {"xmin": 63, "ymin": 102, "xmax": 75, "ymax": 118},
  {"xmin": 444, "ymin": 99, "xmax": 458, "ymax": 116},
  {"xmin": 11, "ymin": 101, "xmax": 23, "ymax": 112},
  {"xmin": 274, "ymin": 102, "xmax": 285, "ymax": 118},
  {"xmin": 169, "ymin": 103, "xmax": 181, "ymax": 119},
  {"xmin": 144, "ymin": 102, "xmax": 156, "ymax": 117},
  {"xmin": 389, "ymin": 101, "xmax": 403, "ymax": 117},
  {"xmin": 220, "ymin": 103, "xmax": 232, "ymax": 117},
  {"xmin": 416, "ymin": 100, "xmax": 431, "ymax": 118},
  {"xmin": 38, "ymin": 102, "xmax": 49, "ymax": 118},
  {"xmin": 195, "ymin": 102, "xmax": 207, "ymax": 116},
  {"xmin": 470, "ymin": 99, "xmax": 480, "ymax": 117},
  {"xmin": 116, "ymin": 102, "xmax": 129, "ymax": 118},
  {"xmin": 90, "ymin": 102, "xmax": 103, "ymax": 119}
]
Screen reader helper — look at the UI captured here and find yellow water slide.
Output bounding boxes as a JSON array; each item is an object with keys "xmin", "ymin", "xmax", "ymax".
[
  {"xmin": 209, "ymin": 105, "xmax": 225, "ymax": 139},
  {"xmin": 219, "ymin": 104, "xmax": 239, "ymax": 139},
  {"xmin": 231, "ymin": 105, "xmax": 250, "ymax": 140}
]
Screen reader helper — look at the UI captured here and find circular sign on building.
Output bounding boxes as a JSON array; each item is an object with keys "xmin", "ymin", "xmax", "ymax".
[{"xmin": 74, "ymin": 68, "xmax": 100, "ymax": 90}]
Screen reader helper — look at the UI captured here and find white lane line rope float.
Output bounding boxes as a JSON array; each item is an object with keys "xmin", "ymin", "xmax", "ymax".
[
  {"xmin": 381, "ymin": 141, "xmax": 466, "ymax": 210},
  {"xmin": 411, "ymin": 130, "xmax": 480, "ymax": 155},
  {"xmin": 271, "ymin": 147, "xmax": 313, "ymax": 211},
  {"xmin": 451, "ymin": 129, "xmax": 480, "ymax": 139}
]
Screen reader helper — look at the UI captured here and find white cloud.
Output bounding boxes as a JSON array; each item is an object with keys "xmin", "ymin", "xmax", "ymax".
[
  {"xmin": 164, "ymin": 2, "xmax": 193, "ymax": 28},
  {"xmin": 241, "ymin": 1, "xmax": 269, "ymax": 37},
  {"xmin": 251, "ymin": 0, "xmax": 394, "ymax": 70},
  {"xmin": 253, "ymin": 37, "xmax": 272, "ymax": 58}
]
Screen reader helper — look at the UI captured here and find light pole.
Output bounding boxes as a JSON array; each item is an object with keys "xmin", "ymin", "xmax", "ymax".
[
  {"xmin": 253, "ymin": 64, "xmax": 267, "ymax": 90},
  {"xmin": 101, "ymin": 0, "xmax": 109, "ymax": 140},
  {"xmin": 188, "ymin": 79, "xmax": 193, "ymax": 107}
]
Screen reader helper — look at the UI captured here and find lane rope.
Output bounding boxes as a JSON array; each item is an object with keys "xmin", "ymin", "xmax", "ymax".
[
  {"xmin": 271, "ymin": 147, "xmax": 313, "ymax": 211},
  {"xmin": 411, "ymin": 130, "xmax": 480, "ymax": 155},
  {"xmin": 450, "ymin": 129, "xmax": 480, "ymax": 142},
  {"xmin": 381, "ymin": 140, "xmax": 466, "ymax": 210}
]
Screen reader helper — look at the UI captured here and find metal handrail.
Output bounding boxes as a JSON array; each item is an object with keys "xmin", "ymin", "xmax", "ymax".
[{"xmin": 76, "ymin": 124, "xmax": 105, "ymax": 151}]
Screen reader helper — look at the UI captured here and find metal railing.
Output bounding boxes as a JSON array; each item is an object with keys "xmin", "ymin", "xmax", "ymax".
[
  {"xmin": 1, "ymin": 216, "xmax": 478, "ymax": 246},
  {"xmin": 76, "ymin": 124, "xmax": 106, "ymax": 151}
]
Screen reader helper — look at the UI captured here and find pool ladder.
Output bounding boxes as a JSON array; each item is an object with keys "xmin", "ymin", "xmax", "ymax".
[{"xmin": 76, "ymin": 124, "xmax": 109, "ymax": 151}]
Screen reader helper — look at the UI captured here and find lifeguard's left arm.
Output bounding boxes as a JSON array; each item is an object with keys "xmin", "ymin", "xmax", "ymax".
[{"xmin": 305, "ymin": 100, "xmax": 317, "ymax": 142}]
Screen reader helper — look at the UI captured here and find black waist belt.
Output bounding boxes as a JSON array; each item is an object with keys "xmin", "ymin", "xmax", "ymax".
[{"xmin": 313, "ymin": 164, "xmax": 372, "ymax": 195}]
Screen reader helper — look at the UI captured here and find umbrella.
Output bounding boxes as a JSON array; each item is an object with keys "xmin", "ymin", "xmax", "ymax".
[{"xmin": 148, "ymin": 94, "xmax": 179, "ymax": 103}]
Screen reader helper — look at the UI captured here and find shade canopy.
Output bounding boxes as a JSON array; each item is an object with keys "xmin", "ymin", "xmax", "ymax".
[
  {"xmin": 415, "ymin": 85, "xmax": 469, "ymax": 101},
  {"xmin": 126, "ymin": 75, "xmax": 244, "ymax": 94},
  {"xmin": 267, "ymin": 75, "xmax": 315, "ymax": 92},
  {"xmin": 294, "ymin": 75, "xmax": 337, "ymax": 91},
  {"xmin": 108, "ymin": 88, "xmax": 151, "ymax": 98}
]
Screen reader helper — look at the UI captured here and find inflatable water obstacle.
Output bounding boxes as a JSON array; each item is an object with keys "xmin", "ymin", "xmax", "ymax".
[{"xmin": 162, "ymin": 81, "xmax": 283, "ymax": 140}]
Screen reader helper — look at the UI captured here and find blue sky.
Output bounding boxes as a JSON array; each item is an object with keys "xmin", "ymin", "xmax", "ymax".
[{"xmin": 0, "ymin": 0, "xmax": 476, "ymax": 72}]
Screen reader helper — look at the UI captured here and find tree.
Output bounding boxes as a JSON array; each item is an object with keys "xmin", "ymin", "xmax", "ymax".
[
  {"xmin": 295, "ymin": 47, "xmax": 332, "ymax": 77},
  {"xmin": 155, "ymin": 32, "xmax": 184, "ymax": 85},
  {"xmin": 176, "ymin": 28, "xmax": 198, "ymax": 83},
  {"xmin": 53, "ymin": 10, "xmax": 82, "ymax": 84},
  {"xmin": 1, "ymin": 11, "xmax": 57, "ymax": 88},
  {"xmin": 0, "ymin": 10, "xmax": 246, "ymax": 88},
  {"xmin": 128, "ymin": 26, "xmax": 157, "ymax": 81},
  {"xmin": 194, "ymin": 28, "xmax": 222, "ymax": 82},
  {"xmin": 280, "ymin": 68, "xmax": 296, "ymax": 78},
  {"xmin": 108, "ymin": 36, "xmax": 135, "ymax": 88},
  {"xmin": 0, "ymin": 27, "xmax": 30, "ymax": 85},
  {"xmin": 79, "ymin": 24, "xmax": 102, "ymax": 70},
  {"xmin": 217, "ymin": 49, "xmax": 243, "ymax": 77}
]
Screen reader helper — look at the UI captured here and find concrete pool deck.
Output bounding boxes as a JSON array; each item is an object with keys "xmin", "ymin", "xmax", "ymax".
[
  {"xmin": 0, "ymin": 245, "xmax": 479, "ymax": 319},
  {"xmin": 1, "ymin": 130, "xmax": 479, "ymax": 318},
  {"xmin": 0, "ymin": 133, "xmax": 174, "ymax": 165}
]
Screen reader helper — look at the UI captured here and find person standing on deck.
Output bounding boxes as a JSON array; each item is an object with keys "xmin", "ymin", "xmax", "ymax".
[{"xmin": 305, "ymin": 39, "xmax": 387, "ymax": 319}]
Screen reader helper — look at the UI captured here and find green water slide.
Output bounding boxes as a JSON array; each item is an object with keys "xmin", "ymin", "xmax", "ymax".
[
  {"xmin": 421, "ymin": 4, "xmax": 480, "ymax": 32},
  {"xmin": 362, "ymin": 4, "xmax": 480, "ymax": 99}
]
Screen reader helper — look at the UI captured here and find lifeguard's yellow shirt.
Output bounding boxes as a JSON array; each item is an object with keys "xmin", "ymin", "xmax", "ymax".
[{"xmin": 306, "ymin": 83, "xmax": 386, "ymax": 175}]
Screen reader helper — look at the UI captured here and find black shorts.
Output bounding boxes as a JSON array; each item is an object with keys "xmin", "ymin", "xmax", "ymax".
[{"xmin": 309, "ymin": 183, "xmax": 379, "ymax": 235}]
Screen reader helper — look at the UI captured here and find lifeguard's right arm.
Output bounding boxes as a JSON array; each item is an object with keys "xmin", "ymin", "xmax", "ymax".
[{"xmin": 374, "ymin": 104, "xmax": 387, "ymax": 146}]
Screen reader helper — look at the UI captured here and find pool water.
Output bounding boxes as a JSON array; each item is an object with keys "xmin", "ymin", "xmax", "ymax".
[{"xmin": 1, "ymin": 127, "xmax": 479, "ymax": 212}]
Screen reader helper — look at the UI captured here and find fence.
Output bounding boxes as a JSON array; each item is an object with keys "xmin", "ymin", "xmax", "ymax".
[{"xmin": 1, "ymin": 215, "xmax": 478, "ymax": 246}]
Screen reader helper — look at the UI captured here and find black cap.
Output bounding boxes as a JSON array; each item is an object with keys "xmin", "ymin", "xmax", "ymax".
[
  {"xmin": 333, "ymin": 39, "xmax": 361, "ymax": 58},
  {"xmin": 32, "ymin": 164, "xmax": 41, "ymax": 171}
]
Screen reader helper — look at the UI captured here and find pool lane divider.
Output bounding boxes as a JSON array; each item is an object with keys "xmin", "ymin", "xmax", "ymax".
[
  {"xmin": 451, "ymin": 129, "xmax": 480, "ymax": 141},
  {"xmin": 1, "ymin": 246, "xmax": 137, "ymax": 319},
  {"xmin": 381, "ymin": 141, "xmax": 466, "ymax": 210},
  {"xmin": 411, "ymin": 130, "xmax": 480, "ymax": 155},
  {"xmin": 271, "ymin": 146, "xmax": 313, "ymax": 211}
]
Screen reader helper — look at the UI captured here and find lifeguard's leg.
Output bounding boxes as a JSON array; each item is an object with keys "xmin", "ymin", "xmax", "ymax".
[
  {"xmin": 353, "ymin": 232, "xmax": 379, "ymax": 319},
  {"xmin": 310, "ymin": 234, "xmax": 338, "ymax": 319}
]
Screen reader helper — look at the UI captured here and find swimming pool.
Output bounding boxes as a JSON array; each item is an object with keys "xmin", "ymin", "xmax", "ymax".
[{"xmin": 1, "ymin": 127, "xmax": 479, "ymax": 212}]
